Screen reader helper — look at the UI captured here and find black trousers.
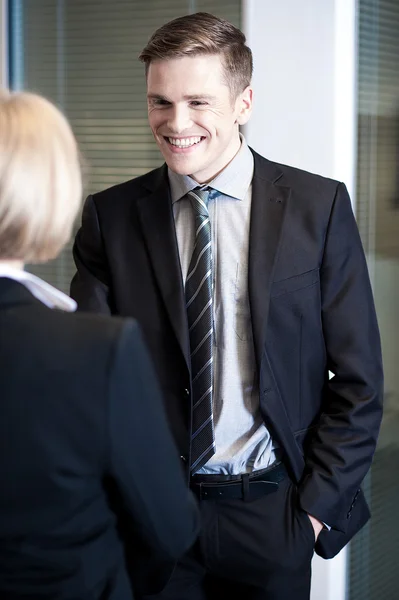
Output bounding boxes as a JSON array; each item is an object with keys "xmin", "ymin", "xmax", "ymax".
[{"xmin": 141, "ymin": 477, "xmax": 314, "ymax": 600}]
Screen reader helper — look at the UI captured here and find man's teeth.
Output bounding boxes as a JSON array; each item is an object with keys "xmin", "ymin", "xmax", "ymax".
[{"xmin": 168, "ymin": 137, "xmax": 202, "ymax": 147}]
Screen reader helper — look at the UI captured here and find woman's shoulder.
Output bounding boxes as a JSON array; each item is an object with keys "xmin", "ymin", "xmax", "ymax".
[{"xmin": 31, "ymin": 306, "xmax": 140, "ymax": 364}]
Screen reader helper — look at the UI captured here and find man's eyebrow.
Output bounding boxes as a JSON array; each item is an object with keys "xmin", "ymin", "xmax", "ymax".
[
  {"xmin": 183, "ymin": 94, "xmax": 216, "ymax": 101},
  {"xmin": 147, "ymin": 94, "xmax": 216, "ymax": 101},
  {"xmin": 147, "ymin": 94, "xmax": 169, "ymax": 101}
]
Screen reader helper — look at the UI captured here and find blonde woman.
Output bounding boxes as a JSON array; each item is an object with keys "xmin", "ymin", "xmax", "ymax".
[{"xmin": 0, "ymin": 90, "xmax": 198, "ymax": 600}]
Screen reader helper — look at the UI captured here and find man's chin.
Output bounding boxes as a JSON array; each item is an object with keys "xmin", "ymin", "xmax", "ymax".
[{"xmin": 163, "ymin": 158, "xmax": 198, "ymax": 177}]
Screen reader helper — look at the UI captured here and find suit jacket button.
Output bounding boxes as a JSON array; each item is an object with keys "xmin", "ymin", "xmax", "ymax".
[
  {"xmin": 180, "ymin": 455, "xmax": 187, "ymax": 462},
  {"xmin": 184, "ymin": 388, "xmax": 190, "ymax": 396}
]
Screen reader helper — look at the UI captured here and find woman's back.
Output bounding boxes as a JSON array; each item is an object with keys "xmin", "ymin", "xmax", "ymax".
[{"xmin": 0, "ymin": 277, "xmax": 198, "ymax": 599}]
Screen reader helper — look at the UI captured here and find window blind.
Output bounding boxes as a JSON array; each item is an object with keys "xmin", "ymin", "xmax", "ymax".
[
  {"xmin": 9, "ymin": 0, "xmax": 241, "ymax": 292},
  {"xmin": 349, "ymin": 2, "xmax": 399, "ymax": 600},
  {"xmin": 356, "ymin": 0, "xmax": 399, "ymax": 258}
]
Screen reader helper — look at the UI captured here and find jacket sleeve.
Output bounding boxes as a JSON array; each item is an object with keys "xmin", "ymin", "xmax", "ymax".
[
  {"xmin": 298, "ymin": 182, "xmax": 384, "ymax": 532},
  {"xmin": 70, "ymin": 194, "xmax": 113, "ymax": 315},
  {"xmin": 106, "ymin": 319, "xmax": 199, "ymax": 560}
]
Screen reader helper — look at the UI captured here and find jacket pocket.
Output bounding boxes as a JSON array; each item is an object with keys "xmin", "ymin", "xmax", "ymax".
[{"xmin": 271, "ymin": 268, "xmax": 319, "ymax": 298}]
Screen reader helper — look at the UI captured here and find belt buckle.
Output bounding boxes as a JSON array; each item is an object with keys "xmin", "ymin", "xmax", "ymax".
[{"xmin": 198, "ymin": 481, "xmax": 215, "ymax": 500}]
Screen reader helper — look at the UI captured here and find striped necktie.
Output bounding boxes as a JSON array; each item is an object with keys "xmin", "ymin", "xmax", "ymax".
[{"xmin": 185, "ymin": 187, "xmax": 216, "ymax": 473}]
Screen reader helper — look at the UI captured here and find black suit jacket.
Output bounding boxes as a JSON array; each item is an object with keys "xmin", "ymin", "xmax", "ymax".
[
  {"xmin": 71, "ymin": 149, "xmax": 383, "ymax": 560},
  {"xmin": 0, "ymin": 278, "xmax": 198, "ymax": 599}
]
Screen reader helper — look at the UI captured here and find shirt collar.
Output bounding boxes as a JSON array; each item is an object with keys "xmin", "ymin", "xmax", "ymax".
[
  {"xmin": 168, "ymin": 134, "xmax": 254, "ymax": 204},
  {"xmin": 0, "ymin": 265, "xmax": 76, "ymax": 312}
]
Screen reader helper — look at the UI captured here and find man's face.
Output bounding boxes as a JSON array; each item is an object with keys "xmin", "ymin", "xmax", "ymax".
[{"xmin": 147, "ymin": 54, "xmax": 252, "ymax": 183}]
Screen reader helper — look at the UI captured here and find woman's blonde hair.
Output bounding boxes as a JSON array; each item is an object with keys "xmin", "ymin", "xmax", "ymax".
[{"xmin": 0, "ymin": 89, "xmax": 82, "ymax": 263}]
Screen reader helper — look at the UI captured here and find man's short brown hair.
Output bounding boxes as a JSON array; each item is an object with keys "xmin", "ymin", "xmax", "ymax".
[{"xmin": 139, "ymin": 12, "xmax": 253, "ymax": 98}]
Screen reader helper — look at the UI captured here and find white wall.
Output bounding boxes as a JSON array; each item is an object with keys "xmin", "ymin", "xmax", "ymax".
[
  {"xmin": 243, "ymin": 0, "xmax": 357, "ymax": 200},
  {"xmin": 243, "ymin": 2, "xmax": 358, "ymax": 600}
]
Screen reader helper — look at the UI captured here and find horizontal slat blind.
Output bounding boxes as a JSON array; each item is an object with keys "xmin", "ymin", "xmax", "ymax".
[
  {"xmin": 350, "ymin": 1, "xmax": 399, "ymax": 600},
  {"xmin": 9, "ymin": 0, "xmax": 241, "ymax": 292},
  {"xmin": 356, "ymin": 0, "xmax": 399, "ymax": 257}
]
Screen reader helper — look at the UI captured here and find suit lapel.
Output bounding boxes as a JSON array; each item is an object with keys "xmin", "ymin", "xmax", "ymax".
[
  {"xmin": 249, "ymin": 152, "xmax": 290, "ymax": 369},
  {"xmin": 137, "ymin": 166, "xmax": 190, "ymax": 369},
  {"xmin": 248, "ymin": 151, "xmax": 306, "ymax": 478}
]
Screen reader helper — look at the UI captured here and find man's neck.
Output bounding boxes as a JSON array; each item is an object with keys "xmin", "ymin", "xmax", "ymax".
[{"xmin": 190, "ymin": 135, "xmax": 242, "ymax": 184}]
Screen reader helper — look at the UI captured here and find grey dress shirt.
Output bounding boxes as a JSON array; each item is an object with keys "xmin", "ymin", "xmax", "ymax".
[{"xmin": 169, "ymin": 136, "xmax": 277, "ymax": 475}]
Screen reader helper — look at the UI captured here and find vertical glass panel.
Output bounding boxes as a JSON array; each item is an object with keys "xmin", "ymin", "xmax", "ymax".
[
  {"xmin": 350, "ymin": 1, "xmax": 399, "ymax": 599},
  {"xmin": 8, "ymin": 0, "xmax": 241, "ymax": 292}
]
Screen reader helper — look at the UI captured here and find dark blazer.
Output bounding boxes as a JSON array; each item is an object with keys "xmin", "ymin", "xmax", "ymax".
[
  {"xmin": 71, "ymin": 149, "xmax": 383, "ymax": 562},
  {"xmin": 0, "ymin": 278, "xmax": 199, "ymax": 599}
]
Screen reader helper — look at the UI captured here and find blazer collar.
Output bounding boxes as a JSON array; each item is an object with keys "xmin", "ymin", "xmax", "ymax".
[
  {"xmin": 248, "ymin": 150, "xmax": 290, "ymax": 369},
  {"xmin": 137, "ymin": 166, "xmax": 191, "ymax": 369},
  {"xmin": 0, "ymin": 266, "xmax": 76, "ymax": 312},
  {"xmin": 0, "ymin": 278, "xmax": 43, "ymax": 309}
]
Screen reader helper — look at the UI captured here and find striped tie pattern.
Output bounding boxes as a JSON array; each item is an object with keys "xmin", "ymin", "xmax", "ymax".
[{"xmin": 186, "ymin": 187, "xmax": 215, "ymax": 473}]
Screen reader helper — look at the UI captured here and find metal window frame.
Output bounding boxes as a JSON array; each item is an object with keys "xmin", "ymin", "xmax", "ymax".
[{"xmin": 0, "ymin": 0, "xmax": 8, "ymax": 87}]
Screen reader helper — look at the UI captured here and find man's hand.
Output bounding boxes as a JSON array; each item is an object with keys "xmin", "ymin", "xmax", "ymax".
[{"xmin": 307, "ymin": 514, "xmax": 324, "ymax": 541}]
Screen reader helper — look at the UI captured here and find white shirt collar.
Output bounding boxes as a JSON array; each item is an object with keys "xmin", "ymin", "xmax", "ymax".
[{"xmin": 0, "ymin": 265, "xmax": 76, "ymax": 312}]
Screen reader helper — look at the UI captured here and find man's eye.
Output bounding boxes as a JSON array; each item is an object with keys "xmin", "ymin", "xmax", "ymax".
[
  {"xmin": 153, "ymin": 99, "xmax": 170, "ymax": 106},
  {"xmin": 190, "ymin": 101, "xmax": 206, "ymax": 107}
]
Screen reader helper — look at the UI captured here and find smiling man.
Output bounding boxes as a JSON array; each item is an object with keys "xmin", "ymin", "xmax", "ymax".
[
  {"xmin": 71, "ymin": 12, "xmax": 383, "ymax": 600},
  {"xmin": 146, "ymin": 53, "xmax": 249, "ymax": 183}
]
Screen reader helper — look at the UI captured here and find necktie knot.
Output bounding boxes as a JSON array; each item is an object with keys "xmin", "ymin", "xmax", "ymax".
[{"xmin": 188, "ymin": 187, "xmax": 212, "ymax": 217}]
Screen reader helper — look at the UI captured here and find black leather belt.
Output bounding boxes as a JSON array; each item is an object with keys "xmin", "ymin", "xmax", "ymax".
[{"xmin": 190, "ymin": 462, "xmax": 286, "ymax": 501}]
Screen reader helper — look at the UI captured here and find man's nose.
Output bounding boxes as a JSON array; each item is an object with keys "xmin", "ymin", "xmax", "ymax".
[{"xmin": 166, "ymin": 105, "xmax": 192, "ymax": 133}]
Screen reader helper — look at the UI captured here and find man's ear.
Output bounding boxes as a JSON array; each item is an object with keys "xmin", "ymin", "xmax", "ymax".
[{"xmin": 236, "ymin": 86, "xmax": 253, "ymax": 126}]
